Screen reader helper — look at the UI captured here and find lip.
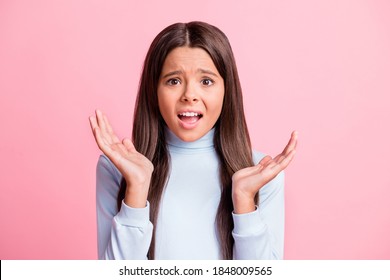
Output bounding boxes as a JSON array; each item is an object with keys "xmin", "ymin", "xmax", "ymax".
[
  {"xmin": 177, "ymin": 109, "xmax": 203, "ymax": 130},
  {"xmin": 177, "ymin": 109, "xmax": 203, "ymax": 115},
  {"xmin": 178, "ymin": 116, "xmax": 201, "ymax": 129}
]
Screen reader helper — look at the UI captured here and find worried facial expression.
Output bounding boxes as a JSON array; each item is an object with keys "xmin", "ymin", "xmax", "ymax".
[{"xmin": 157, "ymin": 47, "xmax": 225, "ymax": 142}]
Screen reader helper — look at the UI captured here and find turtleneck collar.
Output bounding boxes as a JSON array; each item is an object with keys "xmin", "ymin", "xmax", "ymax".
[{"xmin": 165, "ymin": 127, "xmax": 215, "ymax": 153}]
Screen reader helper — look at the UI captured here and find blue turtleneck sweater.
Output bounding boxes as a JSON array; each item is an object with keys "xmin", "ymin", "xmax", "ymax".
[{"xmin": 96, "ymin": 128, "xmax": 285, "ymax": 259}]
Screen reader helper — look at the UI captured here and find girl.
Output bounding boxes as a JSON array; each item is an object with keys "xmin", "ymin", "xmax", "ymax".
[{"xmin": 89, "ymin": 21, "xmax": 297, "ymax": 260}]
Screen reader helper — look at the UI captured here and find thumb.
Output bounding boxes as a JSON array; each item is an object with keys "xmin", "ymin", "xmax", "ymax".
[
  {"xmin": 257, "ymin": 155, "xmax": 272, "ymax": 167},
  {"xmin": 122, "ymin": 138, "xmax": 137, "ymax": 153}
]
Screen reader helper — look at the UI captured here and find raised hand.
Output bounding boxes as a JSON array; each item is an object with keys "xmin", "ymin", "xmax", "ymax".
[
  {"xmin": 89, "ymin": 109, "xmax": 154, "ymax": 208},
  {"xmin": 232, "ymin": 131, "xmax": 298, "ymax": 214}
]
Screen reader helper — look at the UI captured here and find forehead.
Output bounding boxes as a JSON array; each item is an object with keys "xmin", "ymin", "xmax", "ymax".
[{"xmin": 162, "ymin": 47, "xmax": 219, "ymax": 73}]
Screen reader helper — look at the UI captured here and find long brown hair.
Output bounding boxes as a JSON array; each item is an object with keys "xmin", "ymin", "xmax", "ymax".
[{"xmin": 117, "ymin": 21, "xmax": 257, "ymax": 259}]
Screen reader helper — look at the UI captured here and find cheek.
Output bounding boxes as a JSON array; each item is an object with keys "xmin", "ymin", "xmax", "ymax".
[
  {"xmin": 211, "ymin": 88, "xmax": 225, "ymax": 113},
  {"xmin": 157, "ymin": 92, "xmax": 174, "ymax": 119}
]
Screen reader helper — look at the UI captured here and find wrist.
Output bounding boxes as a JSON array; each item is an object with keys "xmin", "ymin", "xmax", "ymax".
[
  {"xmin": 232, "ymin": 189, "xmax": 256, "ymax": 214},
  {"xmin": 124, "ymin": 182, "xmax": 149, "ymax": 208},
  {"xmin": 124, "ymin": 195, "xmax": 148, "ymax": 208}
]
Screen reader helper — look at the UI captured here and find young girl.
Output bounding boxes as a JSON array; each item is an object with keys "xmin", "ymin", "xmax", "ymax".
[{"xmin": 89, "ymin": 21, "xmax": 297, "ymax": 260}]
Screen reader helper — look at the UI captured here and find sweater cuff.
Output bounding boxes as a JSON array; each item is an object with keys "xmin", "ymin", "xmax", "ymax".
[
  {"xmin": 115, "ymin": 200, "xmax": 150, "ymax": 228},
  {"xmin": 232, "ymin": 206, "xmax": 267, "ymax": 236}
]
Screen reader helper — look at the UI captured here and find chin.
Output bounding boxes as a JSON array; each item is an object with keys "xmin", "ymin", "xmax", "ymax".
[{"xmin": 177, "ymin": 133, "xmax": 200, "ymax": 142}]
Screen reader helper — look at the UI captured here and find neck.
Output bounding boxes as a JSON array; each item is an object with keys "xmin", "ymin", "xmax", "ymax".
[{"xmin": 165, "ymin": 128, "xmax": 215, "ymax": 153}]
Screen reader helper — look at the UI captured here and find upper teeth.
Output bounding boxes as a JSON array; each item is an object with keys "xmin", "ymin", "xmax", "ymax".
[{"xmin": 179, "ymin": 112, "xmax": 200, "ymax": 117}]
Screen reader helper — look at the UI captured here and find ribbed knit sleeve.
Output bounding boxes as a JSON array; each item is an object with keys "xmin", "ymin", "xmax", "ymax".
[
  {"xmin": 96, "ymin": 155, "xmax": 153, "ymax": 260},
  {"xmin": 232, "ymin": 152, "xmax": 285, "ymax": 260}
]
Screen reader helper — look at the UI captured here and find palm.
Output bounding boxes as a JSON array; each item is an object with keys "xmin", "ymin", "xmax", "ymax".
[
  {"xmin": 233, "ymin": 131, "xmax": 298, "ymax": 198},
  {"xmin": 89, "ymin": 110, "xmax": 153, "ymax": 188}
]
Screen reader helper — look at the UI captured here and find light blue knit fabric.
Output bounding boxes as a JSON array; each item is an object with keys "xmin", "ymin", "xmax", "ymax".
[{"xmin": 96, "ymin": 128, "xmax": 284, "ymax": 259}]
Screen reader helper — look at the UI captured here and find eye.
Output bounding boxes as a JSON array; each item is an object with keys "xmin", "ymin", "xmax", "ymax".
[
  {"xmin": 166, "ymin": 78, "xmax": 181, "ymax": 86},
  {"xmin": 201, "ymin": 78, "xmax": 214, "ymax": 86}
]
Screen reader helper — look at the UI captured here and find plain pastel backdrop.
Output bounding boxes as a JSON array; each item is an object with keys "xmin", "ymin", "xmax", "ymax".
[{"xmin": 0, "ymin": 0, "xmax": 389, "ymax": 259}]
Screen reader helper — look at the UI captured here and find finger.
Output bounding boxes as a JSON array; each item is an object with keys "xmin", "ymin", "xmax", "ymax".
[
  {"xmin": 249, "ymin": 158, "xmax": 287, "ymax": 187},
  {"xmin": 280, "ymin": 131, "xmax": 298, "ymax": 156},
  {"xmin": 89, "ymin": 115, "xmax": 98, "ymax": 132},
  {"xmin": 96, "ymin": 109, "xmax": 113, "ymax": 144},
  {"xmin": 274, "ymin": 131, "xmax": 298, "ymax": 164},
  {"xmin": 257, "ymin": 155, "xmax": 273, "ymax": 167},
  {"xmin": 236, "ymin": 155, "xmax": 273, "ymax": 180},
  {"xmin": 240, "ymin": 155, "xmax": 274, "ymax": 178},
  {"xmin": 95, "ymin": 109, "xmax": 105, "ymax": 129},
  {"xmin": 112, "ymin": 142, "xmax": 130, "ymax": 158},
  {"xmin": 289, "ymin": 130, "xmax": 298, "ymax": 148},
  {"xmin": 289, "ymin": 130, "xmax": 298, "ymax": 151},
  {"xmin": 122, "ymin": 138, "xmax": 137, "ymax": 153},
  {"xmin": 103, "ymin": 114, "xmax": 120, "ymax": 143},
  {"xmin": 256, "ymin": 151, "xmax": 295, "ymax": 180},
  {"xmin": 89, "ymin": 115, "xmax": 102, "ymax": 146},
  {"xmin": 91, "ymin": 125, "xmax": 112, "ymax": 155},
  {"xmin": 274, "ymin": 149, "xmax": 296, "ymax": 171},
  {"xmin": 90, "ymin": 115, "xmax": 114, "ymax": 149}
]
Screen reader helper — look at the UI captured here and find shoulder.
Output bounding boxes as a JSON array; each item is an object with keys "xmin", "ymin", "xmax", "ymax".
[{"xmin": 96, "ymin": 154, "xmax": 123, "ymax": 190}]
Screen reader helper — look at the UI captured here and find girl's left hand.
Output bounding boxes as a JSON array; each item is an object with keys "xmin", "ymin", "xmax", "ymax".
[{"xmin": 232, "ymin": 131, "xmax": 298, "ymax": 214}]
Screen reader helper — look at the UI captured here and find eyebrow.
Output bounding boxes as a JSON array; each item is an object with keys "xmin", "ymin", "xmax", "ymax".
[
  {"xmin": 161, "ymin": 70, "xmax": 183, "ymax": 79},
  {"xmin": 161, "ymin": 68, "xmax": 219, "ymax": 79},
  {"xmin": 198, "ymin": 68, "xmax": 219, "ymax": 77}
]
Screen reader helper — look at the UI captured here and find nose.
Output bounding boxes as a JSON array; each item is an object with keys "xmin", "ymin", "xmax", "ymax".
[{"xmin": 181, "ymin": 83, "xmax": 198, "ymax": 103}]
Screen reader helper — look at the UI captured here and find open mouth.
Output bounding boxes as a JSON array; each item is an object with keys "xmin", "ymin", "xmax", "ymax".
[{"xmin": 177, "ymin": 112, "xmax": 203, "ymax": 124}]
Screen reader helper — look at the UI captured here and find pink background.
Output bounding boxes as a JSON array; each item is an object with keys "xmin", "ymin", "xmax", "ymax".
[{"xmin": 1, "ymin": 0, "xmax": 389, "ymax": 259}]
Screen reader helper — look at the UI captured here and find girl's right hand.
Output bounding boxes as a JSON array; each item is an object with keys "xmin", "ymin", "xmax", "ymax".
[{"xmin": 89, "ymin": 109, "xmax": 154, "ymax": 208}]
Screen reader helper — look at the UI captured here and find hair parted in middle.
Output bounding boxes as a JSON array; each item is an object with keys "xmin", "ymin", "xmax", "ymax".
[{"xmin": 117, "ymin": 21, "xmax": 257, "ymax": 259}]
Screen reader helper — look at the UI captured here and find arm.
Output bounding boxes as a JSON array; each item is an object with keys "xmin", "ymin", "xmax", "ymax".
[
  {"xmin": 96, "ymin": 155, "xmax": 153, "ymax": 259},
  {"xmin": 232, "ymin": 168, "xmax": 284, "ymax": 259},
  {"xmin": 90, "ymin": 110, "xmax": 154, "ymax": 259},
  {"xmin": 231, "ymin": 131, "xmax": 297, "ymax": 259}
]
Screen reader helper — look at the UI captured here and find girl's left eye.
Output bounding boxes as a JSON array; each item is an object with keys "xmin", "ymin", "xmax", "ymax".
[{"xmin": 201, "ymin": 79, "xmax": 214, "ymax": 86}]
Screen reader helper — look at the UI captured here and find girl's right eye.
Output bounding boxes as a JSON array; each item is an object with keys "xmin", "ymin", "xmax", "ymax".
[{"xmin": 166, "ymin": 78, "xmax": 181, "ymax": 86}]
